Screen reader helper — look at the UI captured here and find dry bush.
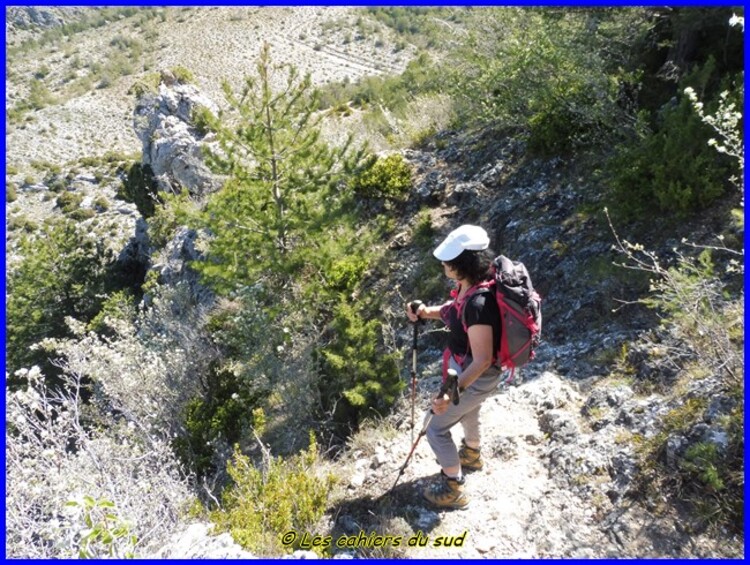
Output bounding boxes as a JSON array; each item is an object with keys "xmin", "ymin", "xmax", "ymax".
[
  {"xmin": 6, "ymin": 366, "xmax": 192, "ymax": 558},
  {"xmin": 6, "ymin": 282, "xmax": 219, "ymax": 557}
]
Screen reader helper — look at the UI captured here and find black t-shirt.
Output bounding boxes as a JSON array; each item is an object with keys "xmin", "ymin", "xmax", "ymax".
[{"xmin": 445, "ymin": 289, "xmax": 501, "ymax": 359}]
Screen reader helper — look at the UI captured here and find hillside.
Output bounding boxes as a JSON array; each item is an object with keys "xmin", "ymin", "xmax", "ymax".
[
  {"xmin": 5, "ymin": 6, "xmax": 416, "ymax": 172},
  {"xmin": 5, "ymin": 6, "xmax": 743, "ymax": 559}
]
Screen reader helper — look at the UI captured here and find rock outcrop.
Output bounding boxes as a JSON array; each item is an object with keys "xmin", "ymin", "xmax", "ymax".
[{"xmin": 133, "ymin": 80, "xmax": 221, "ymax": 198}]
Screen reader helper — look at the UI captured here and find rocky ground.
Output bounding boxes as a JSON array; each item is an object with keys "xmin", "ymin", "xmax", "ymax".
[
  {"xmin": 324, "ymin": 356, "xmax": 708, "ymax": 559},
  {"xmin": 156, "ymin": 354, "xmax": 739, "ymax": 558}
]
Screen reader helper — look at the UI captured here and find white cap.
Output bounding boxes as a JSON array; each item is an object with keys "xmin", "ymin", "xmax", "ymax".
[{"xmin": 433, "ymin": 225, "xmax": 490, "ymax": 261}]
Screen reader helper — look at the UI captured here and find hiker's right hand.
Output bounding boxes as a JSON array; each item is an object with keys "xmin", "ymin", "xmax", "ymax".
[{"xmin": 406, "ymin": 301, "xmax": 424, "ymax": 322}]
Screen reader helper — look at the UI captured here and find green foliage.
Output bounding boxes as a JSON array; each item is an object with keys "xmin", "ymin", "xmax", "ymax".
[
  {"xmin": 65, "ymin": 496, "xmax": 137, "ymax": 558},
  {"xmin": 7, "ymin": 8, "xmax": 148, "ymax": 58},
  {"xmin": 86, "ymin": 289, "xmax": 137, "ymax": 337},
  {"xmin": 94, "ymin": 196, "xmax": 110, "ymax": 211},
  {"xmin": 190, "ymin": 104, "xmax": 219, "ymax": 137},
  {"xmin": 608, "ymin": 92, "xmax": 733, "ymax": 219},
  {"xmin": 448, "ymin": 9, "xmax": 640, "ymax": 152},
  {"xmin": 195, "ymin": 42, "xmax": 365, "ymax": 293},
  {"xmin": 177, "ymin": 286, "xmax": 295, "ymax": 476},
  {"xmin": 174, "ymin": 364, "xmax": 264, "ymax": 478},
  {"xmin": 119, "ymin": 162, "xmax": 159, "ymax": 218},
  {"xmin": 7, "ymin": 183, "xmax": 17, "ymax": 203},
  {"xmin": 366, "ymin": 7, "xmax": 468, "ymax": 49},
  {"xmin": 69, "ymin": 207, "xmax": 96, "ymax": 221},
  {"xmin": 7, "ymin": 215, "xmax": 38, "ymax": 233},
  {"xmin": 412, "ymin": 208, "xmax": 436, "ymax": 249},
  {"xmin": 148, "ymin": 192, "xmax": 194, "ymax": 250},
  {"xmin": 319, "ymin": 52, "xmax": 441, "ymax": 114},
  {"xmin": 127, "ymin": 72, "xmax": 161, "ymax": 97},
  {"xmin": 6, "ymin": 219, "xmax": 117, "ymax": 384},
  {"xmin": 682, "ymin": 442, "xmax": 725, "ymax": 492},
  {"xmin": 351, "ymin": 153, "xmax": 413, "ymax": 200},
  {"xmin": 628, "ymin": 8, "xmax": 744, "ymax": 116},
  {"xmin": 326, "ymin": 256, "xmax": 370, "ymax": 294},
  {"xmin": 210, "ymin": 436, "xmax": 334, "ymax": 556},
  {"xmin": 171, "ymin": 65, "xmax": 195, "ymax": 84},
  {"xmin": 9, "ymin": 79, "xmax": 56, "ymax": 122},
  {"xmin": 315, "ymin": 298, "xmax": 402, "ymax": 433},
  {"xmin": 56, "ymin": 191, "xmax": 84, "ymax": 214}
]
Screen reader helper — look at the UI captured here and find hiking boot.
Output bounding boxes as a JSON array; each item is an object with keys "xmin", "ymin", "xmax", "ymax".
[
  {"xmin": 422, "ymin": 471, "xmax": 469, "ymax": 509},
  {"xmin": 458, "ymin": 439, "xmax": 483, "ymax": 472}
]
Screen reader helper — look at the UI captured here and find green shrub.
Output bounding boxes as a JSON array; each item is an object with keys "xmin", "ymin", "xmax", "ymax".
[
  {"xmin": 56, "ymin": 191, "xmax": 84, "ymax": 213},
  {"xmin": 127, "ymin": 72, "xmax": 161, "ymax": 97},
  {"xmin": 147, "ymin": 192, "xmax": 193, "ymax": 250},
  {"xmin": 94, "ymin": 196, "xmax": 110, "ymax": 211},
  {"xmin": 86, "ymin": 289, "xmax": 137, "ymax": 336},
  {"xmin": 351, "ymin": 153, "xmax": 412, "ymax": 200},
  {"xmin": 174, "ymin": 364, "xmax": 264, "ymax": 478},
  {"xmin": 69, "ymin": 208, "xmax": 96, "ymax": 221},
  {"xmin": 119, "ymin": 162, "xmax": 159, "ymax": 218},
  {"xmin": 210, "ymin": 433, "xmax": 334, "ymax": 556},
  {"xmin": 326, "ymin": 256, "xmax": 369, "ymax": 294},
  {"xmin": 27, "ymin": 79, "xmax": 55, "ymax": 110},
  {"xmin": 7, "ymin": 215, "xmax": 38, "ymax": 233},
  {"xmin": 6, "ymin": 183, "xmax": 17, "ymax": 203},
  {"xmin": 171, "ymin": 65, "xmax": 195, "ymax": 84},
  {"xmin": 608, "ymin": 94, "xmax": 732, "ymax": 219},
  {"xmin": 6, "ymin": 219, "xmax": 117, "ymax": 381},
  {"xmin": 315, "ymin": 298, "xmax": 402, "ymax": 433},
  {"xmin": 190, "ymin": 104, "xmax": 218, "ymax": 137},
  {"xmin": 412, "ymin": 208, "xmax": 435, "ymax": 249}
]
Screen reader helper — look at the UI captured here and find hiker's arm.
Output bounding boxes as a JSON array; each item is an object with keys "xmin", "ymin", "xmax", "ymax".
[
  {"xmin": 405, "ymin": 302, "xmax": 448, "ymax": 322},
  {"xmin": 458, "ymin": 324, "xmax": 494, "ymax": 390}
]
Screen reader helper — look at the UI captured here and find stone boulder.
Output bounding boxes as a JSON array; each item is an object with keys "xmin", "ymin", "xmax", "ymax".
[{"xmin": 133, "ymin": 81, "xmax": 221, "ymax": 198}]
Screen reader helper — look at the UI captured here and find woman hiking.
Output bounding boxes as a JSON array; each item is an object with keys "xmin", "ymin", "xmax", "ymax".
[{"xmin": 405, "ymin": 224, "xmax": 502, "ymax": 509}]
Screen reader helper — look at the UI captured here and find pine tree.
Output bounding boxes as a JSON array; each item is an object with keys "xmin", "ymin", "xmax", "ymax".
[{"xmin": 198, "ymin": 42, "xmax": 365, "ymax": 293}]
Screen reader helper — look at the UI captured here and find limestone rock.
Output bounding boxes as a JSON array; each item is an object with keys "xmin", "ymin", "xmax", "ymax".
[
  {"xmin": 151, "ymin": 522, "xmax": 256, "ymax": 559},
  {"xmin": 133, "ymin": 82, "xmax": 221, "ymax": 198}
]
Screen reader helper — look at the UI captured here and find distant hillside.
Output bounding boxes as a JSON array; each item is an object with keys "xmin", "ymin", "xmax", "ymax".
[{"xmin": 5, "ymin": 6, "xmax": 419, "ymax": 173}]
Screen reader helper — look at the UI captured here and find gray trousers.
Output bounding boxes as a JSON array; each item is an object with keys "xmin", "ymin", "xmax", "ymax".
[{"xmin": 426, "ymin": 357, "xmax": 501, "ymax": 470}]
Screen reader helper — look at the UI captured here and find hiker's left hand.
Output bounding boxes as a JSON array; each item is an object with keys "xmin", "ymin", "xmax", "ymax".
[{"xmin": 432, "ymin": 394, "xmax": 449, "ymax": 415}]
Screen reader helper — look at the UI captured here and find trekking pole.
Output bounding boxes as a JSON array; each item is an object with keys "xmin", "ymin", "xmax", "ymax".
[
  {"xmin": 408, "ymin": 300, "xmax": 424, "ymax": 442},
  {"xmin": 389, "ymin": 369, "xmax": 460, "ymax": 494}
]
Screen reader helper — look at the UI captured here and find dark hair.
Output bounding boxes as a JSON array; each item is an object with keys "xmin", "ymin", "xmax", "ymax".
[{"xmin": 444, "ymin": 249, "xmax": 494, "ymax": 285}]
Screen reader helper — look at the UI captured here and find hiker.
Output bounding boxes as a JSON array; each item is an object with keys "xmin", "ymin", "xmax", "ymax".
[{"xmin": 405, "ymin": 224, "xmax": 502, "ymax": 509}]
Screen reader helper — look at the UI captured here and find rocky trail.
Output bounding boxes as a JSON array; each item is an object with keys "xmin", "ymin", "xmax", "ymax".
[
  {"xmin": 158, "ymin": 347, "xmax": 733, "ymax": 559},
  {"xmin": 295, "ymin": 339, "xmax": 736, "ymax": 559},
  {"xmin": 322, "ymin": 355, "xmax": 630, "ymax": 558}
]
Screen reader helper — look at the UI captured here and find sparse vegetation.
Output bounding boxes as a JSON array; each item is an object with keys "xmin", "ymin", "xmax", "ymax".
[
  {"xmin": 350, "ymin": 153, "xmax": 413, "ymax": 200},
  {"xmin": 210, "ymin": 432, "xmax": 334, "ymax": 556}
]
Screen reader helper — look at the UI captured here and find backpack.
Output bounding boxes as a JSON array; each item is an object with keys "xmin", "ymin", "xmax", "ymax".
[{"xmin": 459, "ymin": 255, "xmax": 542, "ymax": 380}]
